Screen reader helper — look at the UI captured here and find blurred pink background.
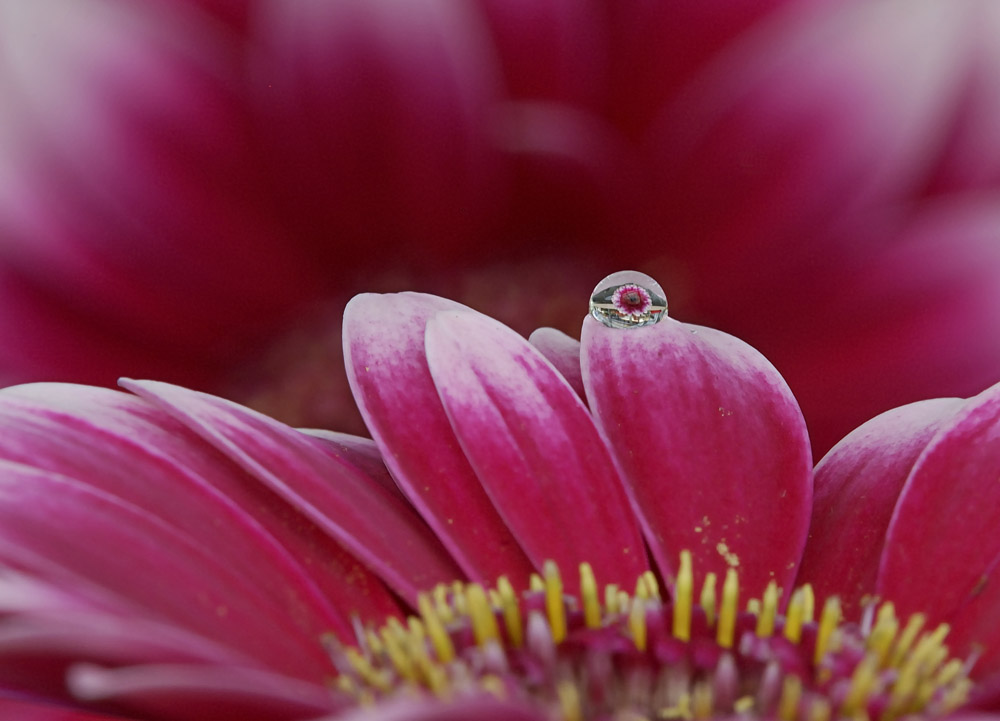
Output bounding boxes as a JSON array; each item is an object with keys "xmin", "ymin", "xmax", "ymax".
[{"xmin": 2, "ymin": 0, "xmax": 1000, "ymax": 456}]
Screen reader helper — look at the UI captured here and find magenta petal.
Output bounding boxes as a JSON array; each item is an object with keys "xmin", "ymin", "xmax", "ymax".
[
  {"xmin": 796, "ymin": 398, "xmax": 963, "ymax": 617},
  {"xmin": 582, "ymin": 316, "xmax": 813, "ymax": 596},
  {"xmin": 0, "ymin": 698, "xmax": 131, "ymax": 721},
  {"xmin": 67, "ymin": 664, "xmax": 336, "ymax": 721},
  {"xmin": 0, "ymin": 384, "xmax": 385, "ymax": 638},
  {"xmin": 877, "ymin": 381, "xmax": 1000, "ymax": 675},
  {"xmin": 344, "ymin": 293, "xmax": 534, "ymax": 585},
  {"xmin": 528, "ymin": 327, "xmax": 586, "ymax": 402},
  {"xmin": 121, "ymin": 380, "xmax": 461, "ymax": 603},
  {"xmin": 313, "ymin": 696, "xmax": 548, "ymax": 721},
  {"xmin": 426, "ymin": 310, "xmax": 648, "ymax": 593},
  {"xmin": 0, "ymin": 463, "xmax": 328, "ymax": 680}
]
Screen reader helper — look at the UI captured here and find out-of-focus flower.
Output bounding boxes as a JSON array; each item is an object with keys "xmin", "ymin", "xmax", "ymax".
[
  {"xmin": 0, "ymin": 286, "xmax": 998, "ymax": 720},
  {"xmin": 2, "ymin": 0, "xmax": 1000, "ymax": 455}
]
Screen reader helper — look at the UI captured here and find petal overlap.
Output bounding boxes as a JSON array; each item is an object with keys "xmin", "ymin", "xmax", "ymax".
[
  {"xmin": 344, "ymin": 293, "xmax": 534, "ymax": 585},
  {"xmin": 426, "ymin": 310, "xmax": 648, "ymax": 593}
]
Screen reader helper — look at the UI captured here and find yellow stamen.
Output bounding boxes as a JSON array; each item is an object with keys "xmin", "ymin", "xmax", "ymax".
[
  {"xmin": 557, "ymin": 680, "xmax": 583, "ymax": 721},
  {"xmin": 746, "ymin": 598, "xmax": 761, "ymax": 615},
  {"xmin": 544, "ymin": 560, "xmax": 567, "ymax": 643},
  {"xmin": 700, "ymin": 572, "xmax": 717, "ymax": 627},
  {"xmin": 734, "ymin": 696, "xmax": 755, "ymax": 714},
  {"xmin": 418, "ymin": 592, "xmax": 455, "ymax": 663},
  {"xmin": 605, "ymin": 583, "xmax": 620, "ymax": 615},
  {"xmin": 841, "ymin": 652, "xmax": 879, "ymax": 715},
  {"xmin": 756, "ymin": 581, "xmax": 778, "ymax": 637},
  {"xmin": 530, "ymin": 573, "xmax": 545, "ymax": 592},
  {"xmin": 673, "ymin": 550, "xmax": 693, "ymax": 641},
  {"xmin": 868, "ymin": 603, "xmax": 899, "ymax": 666},
  {"xmin": 580, "ymin": 563, "xmax": 602, "ymax": 629},
  {"xmin": 717, "ymin": 568, "xmax": 738, "ymax": 648},
  {"xmin": 814, "ymin": 597, "xmax": 840, "ymax": 664},
  {"xmin": 496, "ymin": 576, "xmax": 523, "ymax": 648},
  {"xmin": 451, "ymin": 581, "xmax": 467, "ymax": 615},
  {"xmin": 642, "ymin": 570, "xmax": 661, "ymax": 600},
  {"xmin": 808, "ymin": 698, "xmax": 832, "ymax": 721},
  {"xmin": 889, "ymin": 613, "xmax": 926, "ymax": 668},
  {"xmin": 466, "ymin": 583, "xmax": 500, "ymax": 646},
  {"xmin": 801, "ymin": 584, "xmax": 815, "ymax": 623},
  {"xmin": 784, "ymin": 587, "xmax": 805, "ymax": 643},
  {"xmin": 692, "ymin": 681, "xmax": 714, "ymax": 719},
  {"xmin": 432, "ymin": 584, "xmax": 454, "ymax": 623},
  {"xmin": 778, "ymin": 675, "xmax": 802, "ymax": 721},
  {"xmin": 629, "ymin": 597, "xmax": 647, "ymax": 651},
  {"xmin": 662, "ymin": 691, "xmax": 693, "ymax": 720}
]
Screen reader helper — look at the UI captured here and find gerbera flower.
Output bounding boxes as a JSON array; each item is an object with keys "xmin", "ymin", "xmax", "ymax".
[{"xmin": 0, "ymin": 276, "xmax": 998, "ymax": 720}]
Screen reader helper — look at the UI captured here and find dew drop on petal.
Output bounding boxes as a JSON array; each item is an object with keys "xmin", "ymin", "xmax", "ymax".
[{"xmin": 589, "ymin": 270, "xmax": 668, "ymax": 328}]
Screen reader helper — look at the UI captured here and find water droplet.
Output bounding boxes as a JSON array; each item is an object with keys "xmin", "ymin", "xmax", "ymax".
[{"xmin": 589, "ymin": 271, "xmax": 667, "ymax": 328}]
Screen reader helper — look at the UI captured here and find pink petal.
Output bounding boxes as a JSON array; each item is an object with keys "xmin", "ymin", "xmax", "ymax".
[
  {"xmin": 582, "ymin": 316, "xmax": 813, "ymax": 597},
  {"xmin": 796, "ymin": 398, "xmax": 963, "ymax": 617},
  {"xmin": 344, "ymin": 293, "xmax": 534, "ymax": 585},
  {"xmin": 0, "ymin": 462, "xmax": 329, "ymax": 680},
  {"xmin": 528, "ymin": 327, "xmax": 586, "ymax": 402},
  {"xmin": 300, "ymin": 429, "xmax": 406, "ymax": 501},
  {"xmin": 67, "ymin": 663, "xmax": 336, "ymax": 721},
  {"xmin": 0, "ymin": 698, "xmax": 131, "ymax": 721},
  {"xmin": 121, "ymin": 379, "xmax": 461, "ymax": 603},
  {"xmin": 252, "ymin": 0, "xmax": 502, "ymax": 266},
  {"xmin": 313, "ymin": 696, "xmax": 548, "ymax": 721},
  {"xmin": 426, "ymin": 310, "xmax": 648, "ymax": 593},
  {"xmin": 0, "ymin": 383, "xmax": 399, "ymax": 636},
  {"xmin": 877, "ymin": 381, "xmax": 1000, "ymax": 676}
]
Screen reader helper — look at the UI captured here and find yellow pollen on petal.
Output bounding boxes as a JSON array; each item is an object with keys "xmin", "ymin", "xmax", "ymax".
[
  {"xmin": 672, "ymin": 550, "xmax": 693, "ymax": 641},
  {"xmin": 496, "ymin": 576, "xmax": 524, "ymax": 648},
  {"xmin": 716, "ymin": 568, "xmax": 738, "ymax": 648},
  {"xmin": 544, "ymin": 560, "xmax": 567, "ymax": 643},
  {"xmin": 700, "ymin": 572, "xmax": 717, "ymax": 627},
  {"xmin": 756, "ymin": 581, "xmax": 779, "ymax": 637},
  {"xmin": 580, "ymin": 563, "xmax": 602, "ymax": 629}
]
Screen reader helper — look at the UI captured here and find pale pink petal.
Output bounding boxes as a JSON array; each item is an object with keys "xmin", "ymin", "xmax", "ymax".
[
  {"xmin": 528, "ymin": 327, "xmax": 586, "ymax": 401},
  {"xmin": 67, "ymin": 664, "xmax": 336, "ymax": 721},
  {"xmin": 796, "ymin": 398, "xmax": 963, "ymax": 617},
  {"xmin": 344, "ymin": 293, "xmax": 534, "ymax": 585},
  {"xmin": 0, "ymin": 462, "xmax": 328, "ymax": 680},
  {"xmin": 582, "ymin": 316, "xmax": 812, "ymax": 597},
  {"xmin": 121, "ymin": 380, "xmax": 461, "ymax": 603},
  {"xmin": 877, "ymin": 381, "xmax": 1000, "ymax": 676},
  {"xmin": 426, "ymin": 310, "xmax": 648, "ymax": 593},
  {"xmin": 0, "ymin": 383, "xmax": 399, "ymax": 635}
]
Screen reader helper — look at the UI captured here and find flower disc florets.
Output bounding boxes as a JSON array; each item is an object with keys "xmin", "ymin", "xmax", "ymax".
[{"xmin": 329, "ymin": 553, "xmax": 973, "ymax": 721}]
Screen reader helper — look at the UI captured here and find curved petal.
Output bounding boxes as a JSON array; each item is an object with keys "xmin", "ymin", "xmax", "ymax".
[
  {"xmin": 796, "ymin": 398, "xmax": 963, "ymax": 617},
  {"xmin": 426, "ymin": 310, "xmax": 648, "ymax": 593},
  {"xmin": 67, "ymin": 663, "xmax": 336, "ymax": 721},
  {"xmin": 0, "ymin": 462, "xmax": 329, "ymax": 680},
  {"xmin": 877, "ymin": 381, "xmax": 1000, "ymax": 676},
  {"xmin": 344, "ymin": 292, "xmax": 534, "ymax": 585},
  {"xmin": 0, "ymin": 697, "xmax": 131, "ymax": 721},
  {"xmin": 0, "ymin": 383, "xmax": 401, "ymax": 635},
  {"xmin": 313, "ymin": 696, "xmax": 548, "ymax": 721},
  {"xmin": 299, "ymin": 429, "xmax": 405, "ymax": 500},
  {"xmin": 121, "ymin": 379, "xmax": 461, "ymax": 603},
  {"xmin": 582, "ymin": 315, "xmax": 812, "ymax": 597},
  {"xmin": 528, "ymin": 327, "xmax": 586, "ymax": 402}
]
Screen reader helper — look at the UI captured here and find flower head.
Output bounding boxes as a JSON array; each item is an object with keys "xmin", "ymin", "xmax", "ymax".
[{"xmin": 0, "ymin": 278, "xmax": 998, "ymax": 720}]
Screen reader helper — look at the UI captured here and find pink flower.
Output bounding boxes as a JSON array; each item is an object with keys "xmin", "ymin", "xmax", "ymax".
[
  {"xmin": 3, "ymin": 0, "xmax": 1000, "ymax": 458},
  {"xmin": 0, "ymin": 284, "xmax": 998, "ymax": 720}
]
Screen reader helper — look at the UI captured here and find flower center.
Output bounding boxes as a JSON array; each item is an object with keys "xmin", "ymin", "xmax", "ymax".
[{"xmin": 328, "ymin": 552, "xmax": 973, "ymax": 721}]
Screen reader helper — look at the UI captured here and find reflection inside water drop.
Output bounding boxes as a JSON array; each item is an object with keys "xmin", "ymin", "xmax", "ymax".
[{"xmin": 589, "ymin": 271, "xmax": 667, "ymax": 329}]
